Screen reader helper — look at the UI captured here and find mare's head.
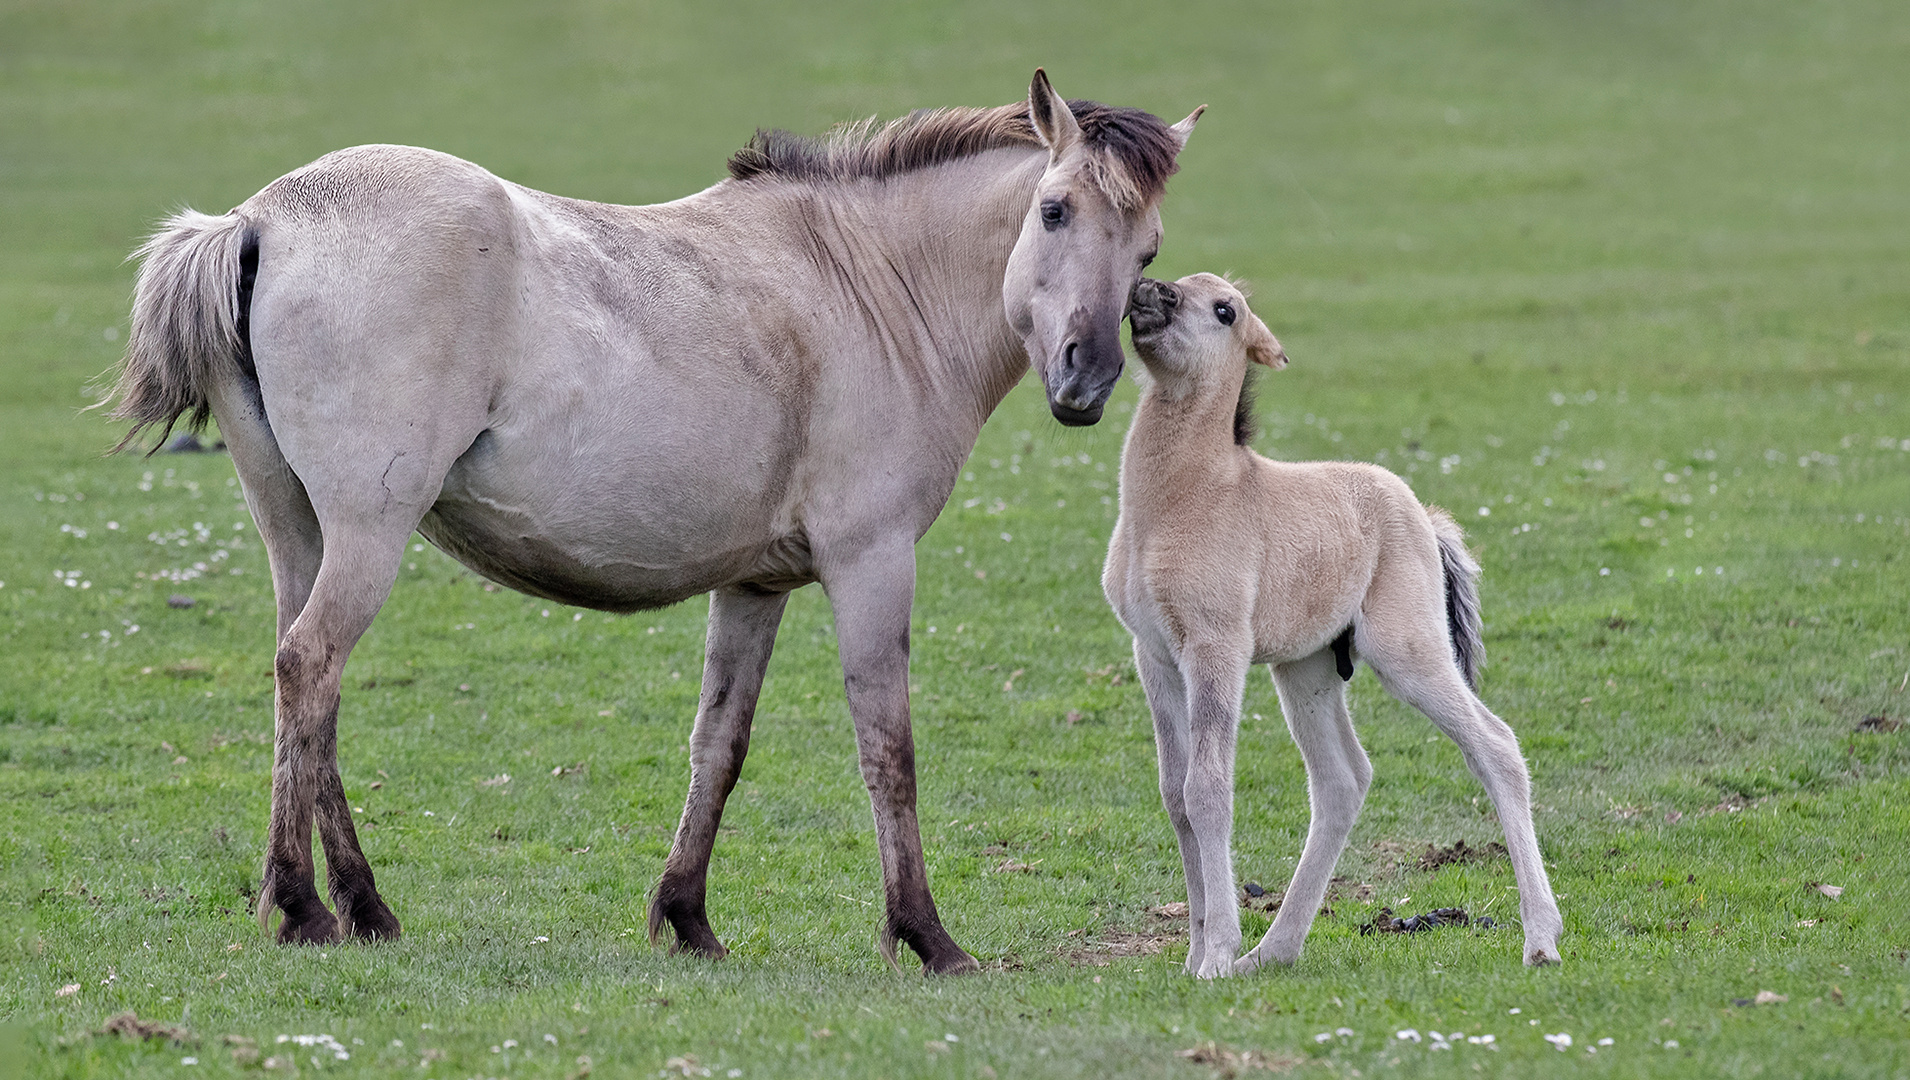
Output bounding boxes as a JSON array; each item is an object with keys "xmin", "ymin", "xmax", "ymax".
[
  {"xmin": 1002, "ymin": 71, "xmax": 1203, "ymax": 426},
  {"xmin": 1128, "ymin": 273, "xmax": 1287, "ymax": 384}
]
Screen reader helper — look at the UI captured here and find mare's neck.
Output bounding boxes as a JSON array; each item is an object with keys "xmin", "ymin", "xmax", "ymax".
[{"xmin": 808, "ymin": 149, "xmax": 1047, "ymax": 429}]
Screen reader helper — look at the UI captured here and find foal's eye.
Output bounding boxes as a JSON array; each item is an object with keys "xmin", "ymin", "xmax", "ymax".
[
  {"xmin": 1039, "ymin": 201, "xmax": 1068, "ymax": 229},
  {"xmin": 1214, "ymin": 302, "xmax": 1236, "ymax": 326}
]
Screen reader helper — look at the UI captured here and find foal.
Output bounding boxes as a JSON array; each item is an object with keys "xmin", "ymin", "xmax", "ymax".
[{"xmin": 1105, "ymin": 274, "xmax": 1563, "ymax": 977}]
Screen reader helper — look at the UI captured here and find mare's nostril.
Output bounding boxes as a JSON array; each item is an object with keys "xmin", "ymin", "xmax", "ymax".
[{"xmin": 1063, "ymin": 341, "xmax": 1079, "ymax": 370}]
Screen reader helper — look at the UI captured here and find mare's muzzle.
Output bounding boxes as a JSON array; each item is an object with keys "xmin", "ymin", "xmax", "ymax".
[
  {"xmin": 1045, "ymin": 325, "xmax": 1124, "ymax": 426},
  {"xmin": 1127, "ymin": 277, "xmax": 1181, "ymax": 337}
]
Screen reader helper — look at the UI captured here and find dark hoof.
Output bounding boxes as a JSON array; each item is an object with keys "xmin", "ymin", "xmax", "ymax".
[
  {"xmin": 277, "ymin": 909, "xmax": 342, "ymax": 946},
  {"xmin": 649, "ymin": 885, "xmax": 727, "ymax": 959},
  {"xmin": 922, "ymin": 949, "xmax": 981, "ymax": 976},
  {"xmin": 670, "ymin": 936, "xmax": 730, "ymax": 961},
  {"xmin": 343, "ymin": 895, "xmax": 402, "ymax": 942}
]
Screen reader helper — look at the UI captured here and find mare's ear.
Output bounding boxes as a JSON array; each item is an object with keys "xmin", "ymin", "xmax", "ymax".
[
  {"xmin": 1244, "ymin": 311, "xmax": 1288, "ymax": 370},
  {"xmin": 1168, "ymin": 105, "xmax": 1207, "ymax": 153},
  {"xmin": 1028, "ymin": 69, "xmax": 1081, "ymax": 154}
]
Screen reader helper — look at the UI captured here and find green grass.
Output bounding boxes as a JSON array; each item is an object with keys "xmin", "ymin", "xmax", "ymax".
[{"xmin": 4, "ymin": 0, "xmax": 1910, "ymax": 1076}]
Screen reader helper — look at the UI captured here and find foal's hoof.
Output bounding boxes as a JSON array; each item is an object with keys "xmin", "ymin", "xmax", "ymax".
[
  {"xmin": 1525, "ymin": 944, "xmax": 1563, "ymax": 967},
  {"xmin": 277, "ymin": 909, "xmax": 342, "ymax": 946}
]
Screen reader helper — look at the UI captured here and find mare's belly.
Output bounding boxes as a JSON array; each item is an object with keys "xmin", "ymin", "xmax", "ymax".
[{"xmin": 420, "ymin": 420, "xmax": 808, "ymax": 612}]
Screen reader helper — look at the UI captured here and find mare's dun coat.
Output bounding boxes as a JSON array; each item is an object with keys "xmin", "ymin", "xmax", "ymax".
[{"xmin": 109, "ymin": 72, "xmax": 1200, "ymax": 973}]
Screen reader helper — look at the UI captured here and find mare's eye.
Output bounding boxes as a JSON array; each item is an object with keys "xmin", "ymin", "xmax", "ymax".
[
  {"xmin": 1040, "ymin": 201, "xmax": 1068, "ymax": 229},
  {"xmin": 1214, "ymin": 302, "xmax": 1236, "ymax": 326}
]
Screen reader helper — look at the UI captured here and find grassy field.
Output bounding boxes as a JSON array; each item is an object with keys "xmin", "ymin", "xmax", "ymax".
[{"xmin": 4, "ymin": 0, "xmax": 1909, "ymax": 1076}]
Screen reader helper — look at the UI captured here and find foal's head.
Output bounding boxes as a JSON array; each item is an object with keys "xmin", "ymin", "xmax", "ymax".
[
  {"xmin": 1128, "ymin": 273, "xmax": 1288, "ymax": 386},
  {"xmin": 1002, "ymin": 71, "xmax": 1203, "ymax": 427}
]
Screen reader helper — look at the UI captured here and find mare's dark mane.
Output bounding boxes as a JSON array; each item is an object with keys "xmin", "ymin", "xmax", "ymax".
[{"xmin": 727, "ymin": 100, "xmax": 1182, "ymax": 208}]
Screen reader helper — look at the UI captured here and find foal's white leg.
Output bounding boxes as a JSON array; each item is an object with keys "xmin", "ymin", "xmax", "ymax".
[
  {"xmin": 1178, "ymin": 642, "xmax": 1252, "ymax": 978},
  {"xmin": 1235, "ymin": 649, "xmax": 1372, "ymax": 973},
  {"xmin": 1369, "ymin": 650, "xmax": 1564, "ymax": 965},
  {"xmin": 1133, "ymin": 641, "xmax": 1206, "ymax": 974}
]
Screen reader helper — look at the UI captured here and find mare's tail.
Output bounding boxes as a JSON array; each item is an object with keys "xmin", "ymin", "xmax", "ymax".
[
  {"xmin": 105, "ymin": 209, "xmax": 255, "ymax": 453},
  {"xmin": 1426, "ymin": 506, "xmax": 1484, "ymax": 690}
]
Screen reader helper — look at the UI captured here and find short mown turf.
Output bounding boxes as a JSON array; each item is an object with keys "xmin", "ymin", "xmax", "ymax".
[{"xmin": 2, "ymin": 1, "xmax": 1907, "ymax": 1077}]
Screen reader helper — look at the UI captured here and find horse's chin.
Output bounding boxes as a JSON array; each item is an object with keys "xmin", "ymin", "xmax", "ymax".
[{"xmin": 1048, "ymin": 399, "xmax": 1105, "ymax": 427}]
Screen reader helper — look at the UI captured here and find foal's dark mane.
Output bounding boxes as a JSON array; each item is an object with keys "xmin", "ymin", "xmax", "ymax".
[
  {"xmin": 727, "ymin": 100, "xmax": 1182, "ymax": 209},
  {"xmin": 1234, "ymin": 368, "xmax": 1259, "ymax": 447}
]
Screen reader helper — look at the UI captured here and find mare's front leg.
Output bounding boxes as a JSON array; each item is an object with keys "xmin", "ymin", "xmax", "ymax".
[
  {"xmin": 649, "ymin": 587, "xmax": 791, "ymax": 958},
  {"xmin": 822, "ymin": 541, "xmax": 977, "ymax": 974},
  {"xmin": 1134, "ymin": 641, "xmax": 1207, "ymax": 973},
  {"xmin": 1235, "ymin": 649, "xmax": 1370, "ymax": 973},
  {"xmin": 1178, "ymin": 640, "xmax": 1253, "ymax": 979}
]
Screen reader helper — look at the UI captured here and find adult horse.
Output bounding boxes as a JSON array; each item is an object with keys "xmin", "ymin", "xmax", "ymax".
[{"xmin": 109, "ymin": 71, "xmax": 1200, "ymax": 973}]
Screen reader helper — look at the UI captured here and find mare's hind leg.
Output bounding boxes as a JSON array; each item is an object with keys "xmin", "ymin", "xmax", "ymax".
[
  {"xmin": 1134, "ymin": 641, "xmax": 1208, "ymax": 974},
  {"xmin": 213, "ymin": 376, "xmax": 338, "ymax": 942},
  {"xmin": 649, "ymin": 587, "xmax": 790, "ymax": 959},
  {"xmin": 265, "ymin": 525, "xmax": 414, "ymax": 943},
  {"xmin": 1362, "ymin": 624, "xmax": 1563, "ymax": 965},
  {"xmin": 212, "ymin": 372, "xmax": 471, "ymax": 945},
  {"xmin": 1236, "ymin": 649, "xmax": 1371, "ymax": 973}
]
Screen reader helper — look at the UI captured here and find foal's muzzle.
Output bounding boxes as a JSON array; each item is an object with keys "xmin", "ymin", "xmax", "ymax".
[{"xmin": 1126, "ymin": 277, "xmax": 1181, "ymax": 338}]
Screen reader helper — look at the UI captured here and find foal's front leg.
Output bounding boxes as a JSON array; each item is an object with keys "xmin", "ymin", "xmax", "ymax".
[
  {"xmin": 1235, "ymin": 649, "xmax": 1371, "ymax": 973},
  {"xmin": 822, "ymin": 541, "xmax": 977, "ymax": 974},
  {"xmin": 649, "ymin": 587, "xmax": 791, "ymax": 958},
  {"xmin": 1134, "ymin": 642, "xmax": 1207, "ymax": 973},
  {"xmin": 1178, "ymin": 641, "xmax": 1253, "ymax": 979}
]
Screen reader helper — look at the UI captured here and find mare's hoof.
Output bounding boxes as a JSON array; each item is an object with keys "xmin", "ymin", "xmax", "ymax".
[
  {"xmin": 1525, "ymin": 945, "xmax": 1562, "ymax": 966},
  {"xmin": 344, "ymin": 896, "xmax": 403, "ymax": 942},
  {"xmin": 278, "ymin": 909, "xmax": 342, "ymax": 946},
  {"xmin": 921, "ymin": 948, "xmax": 980, "ymax": 976},
  {"xmin": 669, "ymin": 937, "xmax": 730, "ymax": 961}
]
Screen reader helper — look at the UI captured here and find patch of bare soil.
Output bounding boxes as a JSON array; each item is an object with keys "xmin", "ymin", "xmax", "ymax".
[
  {"xmin": 1856, "ymin": 715, "xmax": 1902, "ymax": 733},
  {"xmin": 1178, "ymin": 1042, "xmax": 1305, "ymax": 1076},
  {"xmin": 1063, "ymin": 926, "xmax": 1180, "ymax": 966},
  {"xmin": 97, "ymin": 1012, "xmax": 190, "ymax": 1044},
  {"xmin": 1414, "ymin": 838, "xmax": 1507, "ymax": 871}
]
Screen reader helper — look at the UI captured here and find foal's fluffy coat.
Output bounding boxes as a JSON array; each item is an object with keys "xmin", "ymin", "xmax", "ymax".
[{"xmin": 1105, "ymin": 273, "xmax": 1563, "ymax": 976}]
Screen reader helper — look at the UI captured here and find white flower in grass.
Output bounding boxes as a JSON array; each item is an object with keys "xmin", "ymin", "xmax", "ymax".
[
  {"xmin": 1396, "ymin": 1029, "xmax": 1421, "ymax": 1043},
  {"xmin": 1314, "ymin": 1032, "xmax": 1332, "ymax": 1043},
  {"xmin": 1544, "ymin": 1032, "xmax": 1572, "ymax": 1050}
]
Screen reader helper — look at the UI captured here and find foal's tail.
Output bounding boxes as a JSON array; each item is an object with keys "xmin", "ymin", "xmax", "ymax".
[
  {"xmin": 1426, "ymin": 506, "xmax": 1484, "ymax": 691},
  {"xmin": 105, "ymin": 209, "xmax": 255, "ymax": 453}
]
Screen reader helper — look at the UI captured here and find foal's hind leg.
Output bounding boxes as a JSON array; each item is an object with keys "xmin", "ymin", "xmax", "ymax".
[
  {"xmin": 1364, "ymin": 631, "xmax": 1563, "ymax": 965},
  {"xmin": 1235, "ymin": 649, "xmax": 1371, "ymax": 973},
  {"xmin": 649, "ymin": 587, "xmax": 790, "ymax": 959},
  {"xmin": 1133, "ymin": 640, "xmax": 1207, "ymax": 973}
]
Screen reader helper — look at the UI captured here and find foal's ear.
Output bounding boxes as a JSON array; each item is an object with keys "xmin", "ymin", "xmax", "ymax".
[
  {"xmin": 1168, "ymin": 105, "xmax": 1207, "ymax": 153},
  {"xmin": 1244, "ymin": 311, "xmax": 1288, "ymax": 370},
  {"xmin": 1028, "ymin": 69, "xmax": 1081, "ymax": 153}
]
